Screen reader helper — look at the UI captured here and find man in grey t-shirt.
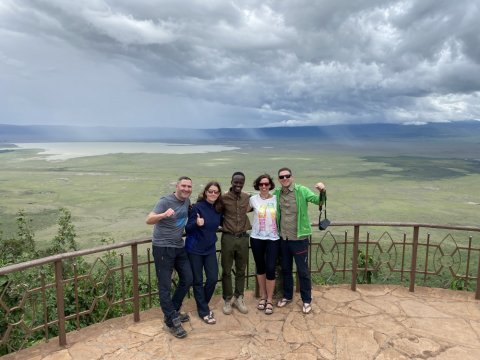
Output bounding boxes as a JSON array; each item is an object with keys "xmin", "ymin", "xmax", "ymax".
[{"xmin": 146, "ymin": 176, "xmax": 193, "ymax": 338}]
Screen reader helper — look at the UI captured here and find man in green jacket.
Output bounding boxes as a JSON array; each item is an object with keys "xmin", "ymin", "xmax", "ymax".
[{"xmin": 274, "ymin": 167, "xmax": 326, "ymax": 314}]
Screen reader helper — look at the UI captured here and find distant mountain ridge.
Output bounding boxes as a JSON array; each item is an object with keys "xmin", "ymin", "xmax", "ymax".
[{"xmin": 1, "ymin": 121, "xmax": 479, "ymax": 142}]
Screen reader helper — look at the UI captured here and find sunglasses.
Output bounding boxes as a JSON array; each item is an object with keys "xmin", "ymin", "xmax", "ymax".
[
  {"xmin": 259, "ymin": 182, "xmax": 270, "ymax": 187},
  {"xmin": 278, "ymin": 174, "xmax": 291, "ymax": 180},
  {"xmin": 207, "ymin": 190, "xmax": 220, "ymax": 194}
]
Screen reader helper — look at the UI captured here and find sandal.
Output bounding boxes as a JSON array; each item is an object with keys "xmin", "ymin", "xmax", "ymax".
[
  {"xmin": 257, "ymin": 298, "xmax": 267, "ymax": 310},
  {"xmin": 264, "ymin": 302, "xmax": 273, "ymax": 315},
  {"xmin": 202, "ymin": 311, "xmax": 216, "ymax": 325},
  {"xmin": 276, "ymin": 298, "xmax": 292, "ymax": 308},
  {"xmin": 302, "ymin": 303, "xmax": 312, "ymax": 314}
]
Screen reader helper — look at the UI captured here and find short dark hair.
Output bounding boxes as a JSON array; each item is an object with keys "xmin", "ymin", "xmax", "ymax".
[
  {"xmin": 277, "ymin": 167, "xmax": 292, "ymax": 176},
  {"xmin": 231, "ymin": 171, "xmax": 245, "ymax": 180},
  {"xmin": 253, "ymin": 174, "xmax": 275, "ymax": 191},
  {"xmin": 177, "ymin": 176, "xmax": 192, "ymax": 183}
]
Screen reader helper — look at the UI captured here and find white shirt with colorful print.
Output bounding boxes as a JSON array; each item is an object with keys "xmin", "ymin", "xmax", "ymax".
[{"xmin": 249, "ymin": 194, "xmax": 279, "ymax": 240}]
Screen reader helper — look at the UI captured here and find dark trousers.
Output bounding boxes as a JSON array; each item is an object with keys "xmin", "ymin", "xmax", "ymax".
[
  {"xmin": 188, "ymin": 252, "xmax": 218, "ymax": 318},
  {"xmin": 152, "ymin": 246, "xmax": 193, "ymax": 325},
  {"xmin": 250, "ymin": 237, "xmax": 280, "ymax": 280},
  {"xmin": 221, "ymin": 233, "xmax": 249, "ymax": 300},
  {"xmin": 280, "ymin": 238, "xmax": 312, "ymax": 303}
]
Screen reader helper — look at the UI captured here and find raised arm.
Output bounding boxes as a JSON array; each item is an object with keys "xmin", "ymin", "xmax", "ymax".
[
  {"xmin": 315, "ymin": 182, "xmax": 326, "ymax": 192},
  {"xmin": 145, "ymin": 208, "xmax": 175, "ymax": 225}
]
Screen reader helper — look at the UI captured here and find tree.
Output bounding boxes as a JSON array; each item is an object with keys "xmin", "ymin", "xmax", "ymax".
[
  {"xmin": 0, "ymin": 210, "xmax": 36, "ymax": 263},
  {"xmin": 49, "ymin": 208, "xmax": 78, "ymax": 254}
]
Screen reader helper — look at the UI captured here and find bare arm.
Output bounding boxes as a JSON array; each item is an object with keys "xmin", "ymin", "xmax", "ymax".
[{"xmin": 145, "ymin": 208, "xmax": 175, "ymax": 225}]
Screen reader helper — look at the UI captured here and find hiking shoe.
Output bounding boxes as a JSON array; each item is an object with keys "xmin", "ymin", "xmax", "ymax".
[
  {"xmin": 166, "ymin": 317, "xmax": 187, "ymax": 339},
  {"xmin": 201, "ymin": 310, "xmax": 216, "ymax": 325},
  {"xmin": 222, "ymin": 299, "xmax": 233, "ymax": 315},
  {"xmin": 233, "ymin": 295, "xmax": 248, "ymax": 314},
  {"xmin": 178, "ymin": 312, "xmax": 190, "ymax": 323}
]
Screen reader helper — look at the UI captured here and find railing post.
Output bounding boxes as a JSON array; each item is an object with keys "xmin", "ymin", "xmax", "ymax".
[
  {"xmin": 132, "ymin": 244, "xmax": 140, "ymax": 322},
  {"xmin": 465, "ymin": 236, "xmax": 472, "ymax": 291},
  {"xmin": 476, "ymin": 250, "xmax": 480, "ymax": 300},
  {"xmin": 54, "ymin": 260, "xmax": 67, "ymax": 346},
  {"xmin": 409, "ymin": 226, "xmax": 419, "ymax": 293},
  {"xmin": 351, "ymin": 225, "xmax": 359, "ymax": 291}
]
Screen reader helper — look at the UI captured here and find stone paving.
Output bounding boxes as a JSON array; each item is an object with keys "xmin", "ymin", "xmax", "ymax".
[{"xmin": 3, "ymin": 285, "xmax": 480, "ymax": 360}]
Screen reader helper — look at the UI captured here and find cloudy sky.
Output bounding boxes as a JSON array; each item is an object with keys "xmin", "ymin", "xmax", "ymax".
[{"xmin": 1, "ymin": 0, "xmax": 479, "ymax": 129}]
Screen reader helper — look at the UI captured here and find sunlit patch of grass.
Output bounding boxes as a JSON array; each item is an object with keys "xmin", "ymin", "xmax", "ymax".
[{"xmin": 201, "ymin": 163, "xmax": 221, "ymax": 167}]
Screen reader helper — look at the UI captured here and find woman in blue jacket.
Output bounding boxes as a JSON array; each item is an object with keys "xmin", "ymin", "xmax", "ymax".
[{"xmin": 185, "ymin": 181, "xmax": 224, "ymax": 324}]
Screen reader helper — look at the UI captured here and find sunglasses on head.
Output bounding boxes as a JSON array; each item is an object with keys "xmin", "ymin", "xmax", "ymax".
[{"xmin": 278, "ymin": 174, "xmax": 291, "ymax": 180}]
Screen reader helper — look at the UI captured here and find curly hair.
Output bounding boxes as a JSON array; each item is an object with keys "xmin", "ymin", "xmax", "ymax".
[{"xmin": 252, "ymin": 174, "xmax": 275, "ymax": 191}]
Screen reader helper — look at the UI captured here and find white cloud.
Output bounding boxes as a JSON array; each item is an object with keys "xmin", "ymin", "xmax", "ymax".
[
  {"xmin": 0, "ymin": 0, "xmax": 479, "ymax": 128},
  {"xmin": 84, "ymin": 10, "xmax": 177, "ymax": 45}
]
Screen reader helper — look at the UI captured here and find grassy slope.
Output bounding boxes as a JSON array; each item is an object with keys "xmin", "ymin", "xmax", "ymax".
[{"xmin": 0, "ymin": 137, "xmax": 479, "ymax": 250}]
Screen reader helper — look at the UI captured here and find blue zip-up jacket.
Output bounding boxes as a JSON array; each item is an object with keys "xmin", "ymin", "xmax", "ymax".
[{"xmin": 185, "ymin": 200, "xmax": 223, "ymax": 255}]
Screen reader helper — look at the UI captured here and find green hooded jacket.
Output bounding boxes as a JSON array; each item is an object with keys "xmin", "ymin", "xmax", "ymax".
[{"xmin": 274, "ymin": 183, "xmax": 326, "ymax": 238}]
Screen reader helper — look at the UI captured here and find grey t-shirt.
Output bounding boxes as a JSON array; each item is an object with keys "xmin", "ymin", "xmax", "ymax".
[{"xmin": 151, "ymin": 193, "xmax": 190, "ymax": 248}]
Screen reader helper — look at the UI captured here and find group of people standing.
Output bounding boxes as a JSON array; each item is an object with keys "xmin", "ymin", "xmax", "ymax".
[{"xmin": 146, "ymin": 168, "xmax": 326, "ymax": 339}]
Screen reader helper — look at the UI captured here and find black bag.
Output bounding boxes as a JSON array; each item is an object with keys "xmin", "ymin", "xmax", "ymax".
[
  {"xmin": 318, "ymin": 193, "xmax": 330, "ymax": 230},
  {"xmin": 319, "ymin": 215, "xmax": 330, "ymax": 230}
]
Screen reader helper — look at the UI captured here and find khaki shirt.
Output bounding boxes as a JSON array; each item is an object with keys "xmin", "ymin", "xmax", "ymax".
[
  {"xmin": 279, "ymin": 184, "xmax": 298, "ymax": 239},
  {"xmin": 222, "ymin": 190, "xmax": 251, "ymax": 235}
]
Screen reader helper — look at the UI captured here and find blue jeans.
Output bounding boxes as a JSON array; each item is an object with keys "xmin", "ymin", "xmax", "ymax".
[
  {"xmin": 280, "ymin": 238, "xmax": 311, "ymax": 303},
  {"xmin": 152, "ymin": 246, "xmax": 193, "ymax": 325},
  {"xmin": 250, "ymin": 238, "xmax": 280, "ymax": 280},
  {"xmin": 188, "ymin": 252, "xmax": 218, "ymax": 318}
]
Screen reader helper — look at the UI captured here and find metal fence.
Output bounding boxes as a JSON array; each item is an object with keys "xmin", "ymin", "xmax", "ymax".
[
  {"xmin": 309, "ymin": 222, "xmax": 480, "ymax": 296},
  {"xmin": 1, "ymin": 223, "xmax": 479, "ymax": 354}
]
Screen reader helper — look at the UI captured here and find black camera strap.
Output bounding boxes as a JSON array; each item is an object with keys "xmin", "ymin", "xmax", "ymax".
[{"xmin": 318, "ymin": 192, "xmax": 327, "ymax": 221}]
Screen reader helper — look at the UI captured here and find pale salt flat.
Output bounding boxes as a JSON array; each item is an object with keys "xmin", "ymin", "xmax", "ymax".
[{"xmin": 11, "ymin": 142, "xmax": 240, "ymax": 161}]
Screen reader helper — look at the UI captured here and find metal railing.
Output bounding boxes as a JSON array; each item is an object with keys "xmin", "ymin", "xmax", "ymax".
[
  {"xmin": 1, "ymin": 222, "xmax": 479, "ymax": 354},
  {"xmin": 309, "ymin": 222, "xmax": 480, "ymax": 297}
]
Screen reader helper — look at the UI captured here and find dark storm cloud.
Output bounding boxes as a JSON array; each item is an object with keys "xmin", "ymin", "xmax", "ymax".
[{"xmin": 1, "ymin": 0, "xmax": 479, "ymax": 128}]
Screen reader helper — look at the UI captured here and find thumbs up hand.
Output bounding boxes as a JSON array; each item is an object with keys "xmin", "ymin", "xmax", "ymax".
[{"xmin": 196, "ymin": 213, "xmax": 205, "ymax": 227}]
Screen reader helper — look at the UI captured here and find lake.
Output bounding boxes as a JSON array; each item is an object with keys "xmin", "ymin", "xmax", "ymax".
[{"xmin": 9, "ymin": 142, "xmax": 240, "ymax": 161}]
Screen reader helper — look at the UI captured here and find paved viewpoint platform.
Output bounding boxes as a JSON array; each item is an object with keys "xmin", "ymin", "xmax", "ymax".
[{"xmin": 3, "ymin": 285, "xmax": 480, "ymax": 360}]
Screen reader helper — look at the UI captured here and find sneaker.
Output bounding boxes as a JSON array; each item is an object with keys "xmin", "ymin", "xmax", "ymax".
[
  {"xmin": 233, "ymin": 295, "xmax": 248, "ymax": 314},
  {"xmin": 178, "ymin": 312, "xmax": 190, "ymax": 323},
  {"xmin": 222, "ymin": 299, "xmax": 233, "ymax": 315},
  {"xmin": 166, "ymin": 317, "xmax": 187, "ymax": 339},
  {"xmin": 202, "ymin": 310, "xmax": 216, "ymax": 325}
]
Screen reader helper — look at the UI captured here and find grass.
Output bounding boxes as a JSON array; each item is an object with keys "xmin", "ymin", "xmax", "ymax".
[{"xmin": 0, "ymin": 137, "xmax": 479, "ymax": 250}]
